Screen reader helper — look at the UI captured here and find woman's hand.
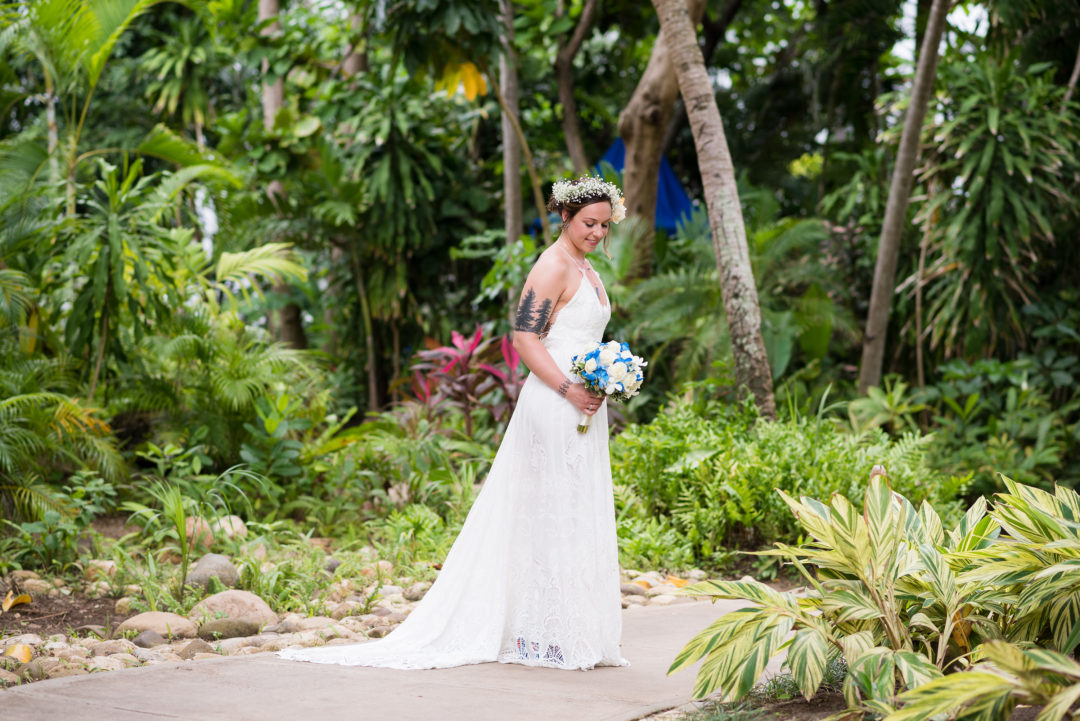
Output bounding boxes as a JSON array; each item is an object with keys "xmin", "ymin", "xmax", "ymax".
[{"xmin": 564, "ymin": 383, "xmax": 604, "ymax": 415}]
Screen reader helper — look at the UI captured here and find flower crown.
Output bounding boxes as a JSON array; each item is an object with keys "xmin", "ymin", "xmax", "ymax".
[{"xmin": 550, "ymin": 176, "xmax": 626, "ymax": 224}]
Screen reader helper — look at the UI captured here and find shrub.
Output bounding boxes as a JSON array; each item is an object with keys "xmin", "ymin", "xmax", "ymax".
[
  {"xmin": 670, "ymin": 473, "xmax": 1080, "ymax": 720},
  {"xmin": 610, "ymin": 399, "xmax": 964, "ymax": 565}
]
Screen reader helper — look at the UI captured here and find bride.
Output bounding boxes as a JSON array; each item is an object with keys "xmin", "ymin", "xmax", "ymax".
[{"xmin": 278, "ymin": 176, "xmax": 629, "ymax": 670}]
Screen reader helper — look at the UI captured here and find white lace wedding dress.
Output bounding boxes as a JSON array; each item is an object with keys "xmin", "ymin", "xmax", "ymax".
[{"xmin": 278, "ymin": 266, "xmax": 628, "ymax": 670}]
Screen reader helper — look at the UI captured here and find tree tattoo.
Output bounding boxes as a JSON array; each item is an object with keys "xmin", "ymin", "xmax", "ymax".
[{"xmin": 514, "ymin": 288, "xmax": 553, "ymax": 335}]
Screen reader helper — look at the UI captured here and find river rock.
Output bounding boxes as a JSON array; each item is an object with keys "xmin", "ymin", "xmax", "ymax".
[
  {"xmin": 87, "ymin": 656, "xmax": 127, "ymax": 672},
  {"xmin": 53, "ymin": 647, "xmax": 90, "ymax": 661},
  {"xmin": 73, "ymin": 625, "xmax": 107, "ymax": 639},
  {"xmin": 84, "ymin": 581, "xmax": 110, "ymax": 599},
  {"xmin": 324, "ymin": 557, "xmax": 343, "ymax": 574},
  {"xmin": 132, "ymin": 648, "xmax": 165, "ymax": 663},
  {"xmin": 331, "ymin": 602, "xmax": 361, "ymax": 620},
  {"xmin": 17, "ymin": 658, "xmax": 56, "ymax": 681},
  {"xmin": 297, "ymin": 616, "xmax": 334, "ymax": 631},
  {"xmin": 243, "ymin": 633, "xmax": 282, "ymax": 648},
  {"xmin": 47, "ymin": 665, "xmax": 88, "ymax": 679},
  {"xmin": 404, "ymin": 582, "xmax": 431, "ymax": 601},
  {"xmin": 211, "ymin": 515, "xmax": 247, "ymax": 541},
  {"xmin": 88, "ymin": 639, "xmax": 136, "ymax": 656},
  {"xmin": 645, "ymin": 583, "xmax": 679, "ymax": 598},
  {"xmin": 185, "ymin": 553, "xmax": 239, "ymax": 590},
  {"xmin": 10, "ymin": 569, "xmax": 40, "ymax": 581},
  {"xmin": 185, "ymin": 516, "xmax": 214, "ymax": 550},
  {"xmin": 214, "ymin": 637, "xmax": 249, "ymax": 655},
  {"xmin": 132, "ymin": 630, "xmax": 167, "ymax": 648},
  {"xmin": 109, "ymin": 653, "xmax": 141, "ymax": 667},
  {"xmin": 114, "ymin": 612, "xmax": 196, "ymax": 640},
  {"xmin": 178, "ymin": 638, "xmax": 216, "ymax": 660},
  {"xmin": 189, "ymin": 590, "xmax": 276, "ymax": 628},
  {"xmin": 367, "ymin": 626, "xmax": 393, "ymax": 639},
  {"xmin": 114, "ymin": 597, "xmax": 132, "ymax": 615},
  {"xmin": 265, "ymin": 618, "xmax": 300, "ymax": 634},
  {"xmin": 84, "ymin": 560, "xmax": 117, "ymax": 580},
  {"xmin": 621, "ymin": 583, "xmax": 647, "ymax": 596},
  {"xmin": 198, "ymin": 618, "xmax": 261, "ymax": 641},
  {"xmin": 21, "ymin": 578, "xmax": 53, "ymax": 595},
  {"xmin": 2, "ymin": 633, "xmax": 43, "ymax": 649},
  {"xmin": 0, "ymin": 668, "xmax": 19, "ymax": 685}
]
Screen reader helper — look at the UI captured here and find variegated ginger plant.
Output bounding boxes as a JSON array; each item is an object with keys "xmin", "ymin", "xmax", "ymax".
[{"xmin": 668, "ymin": 468, "xmax": 1004, "ymax": 718}]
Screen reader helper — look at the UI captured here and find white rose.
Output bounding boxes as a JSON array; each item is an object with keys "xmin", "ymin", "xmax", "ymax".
[
  {"xmin": 620, "ymin": 350, "xmax": 632, "ymax": 359},
  {"xmin": 606, "ymin": 341, "xmax": 621, "ymax": 352},
  {"xmin": 584, "ymin": 358, "xmax": 597, "ymax": 372},
  {"xmin": 608, "ymin": 362, "xmax": 627, "ymax": 382},
  {"xmin": 605, "ymin": 383, "xmax": 618, "ymax": 395},
  {"xmin": 598, "ymin": 349, "xmax": 617, "ymax": 366}
]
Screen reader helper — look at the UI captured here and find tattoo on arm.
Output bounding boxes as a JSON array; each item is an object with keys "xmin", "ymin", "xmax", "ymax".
[
  {"xmin": 557, "ymin": 379, "xmax": 571, "ymax": 397},
  {"xmin": 514, "ymin": 288, "xmax": 553, "ymax": 335}
]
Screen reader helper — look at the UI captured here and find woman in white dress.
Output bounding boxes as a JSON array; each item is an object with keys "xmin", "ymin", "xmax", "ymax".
[{"xmin": 278, "ymin": 176, "xmax": 628, "ymax": 671}]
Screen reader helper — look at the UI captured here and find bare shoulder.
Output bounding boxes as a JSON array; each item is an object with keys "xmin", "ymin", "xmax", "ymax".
[
  {"xmin": 514, "ymin": 247, "xmax": 573, "ymax": 335},
  {"xmin": 529, "ymin": 245, "xmax": 574, "ymax": 284}
]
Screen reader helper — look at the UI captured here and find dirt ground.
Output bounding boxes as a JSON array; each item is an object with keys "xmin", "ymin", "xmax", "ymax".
[{"xmin": 0, "ymin": 591, "xmax": 131, "ymax": 638}]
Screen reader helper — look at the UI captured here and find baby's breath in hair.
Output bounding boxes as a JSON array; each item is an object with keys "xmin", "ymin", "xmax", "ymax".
[{"xmin": 550, "ymin": 176, "xmax": 626, "ymax": 223}]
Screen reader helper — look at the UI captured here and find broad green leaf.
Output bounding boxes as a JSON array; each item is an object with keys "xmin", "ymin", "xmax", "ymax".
[
  {"xmin": 1038, "ymin": 683, "xmax": 1080, "ymax": 721},
  {"xmin": 893, "ymin": 650, "xmax": 942, "ymax": 690},
  {"xmin": 839, "ymin": 630, "xmax": 875, "ymax": 665},
  {"xmin": 864, "ymin": 474, "xmax": 900, "ymax": 576},
  {"xmin": 788, "ymin": 628, "xmax": 829, "ymax": 699},
  {"xmin": 821, "ymin": 588, "xmax": 884, "ymax": 622},
  {"xmin": 885, "ymin": 671, "xmax": 1012, "ymax": 721}
]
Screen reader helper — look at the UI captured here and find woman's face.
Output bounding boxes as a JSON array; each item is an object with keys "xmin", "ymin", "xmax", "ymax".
[{"xmin": 561, "ymin": 201, "xmax": 612, "ymax": 254}]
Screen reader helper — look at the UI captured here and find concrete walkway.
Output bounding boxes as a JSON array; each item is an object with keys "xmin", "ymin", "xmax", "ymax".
[{"xmin": 2, "ymin": 600, "xmax": 755, "ymax": 721}]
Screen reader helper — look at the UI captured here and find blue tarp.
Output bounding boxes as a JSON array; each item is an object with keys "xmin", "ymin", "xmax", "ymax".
[
  {"xmin": 531, "ymin": 138, "xmax": 694, "ymax": 237},
  {"xmin": 597, "ymin": 138, "xmax": 693, "ymax": 235}
]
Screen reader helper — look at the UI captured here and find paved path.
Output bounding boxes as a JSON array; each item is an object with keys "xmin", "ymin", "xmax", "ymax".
[{"xmin": 2, "ymin": 600, "xmax": 758, "ymax": 721}]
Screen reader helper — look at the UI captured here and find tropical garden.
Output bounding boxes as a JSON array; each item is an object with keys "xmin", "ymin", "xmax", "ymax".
[{"xmin": 1, "ymin": 0, "xmax": 1079, "ymax": 716}]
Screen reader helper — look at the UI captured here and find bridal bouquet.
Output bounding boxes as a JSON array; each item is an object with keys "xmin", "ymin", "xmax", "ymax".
[{"xmin": 569, "ymin": 340, "xmax": 647, "ymax": 433}]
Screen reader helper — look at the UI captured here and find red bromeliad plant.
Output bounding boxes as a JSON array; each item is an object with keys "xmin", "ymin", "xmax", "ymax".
[
  {"xmin": 478, "ymin": 334, "xmax": 525, "ymax": 429},
  {"xmin": 408, "ymin": 326, "xmax": 526, "ymax": 438}
]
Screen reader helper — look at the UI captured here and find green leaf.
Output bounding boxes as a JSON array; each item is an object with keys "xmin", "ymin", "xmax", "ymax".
[
  {"xmin": 893, "ymin": 650, "xmax": 942, "ymax": 690},
  {"xmin": 788, "ymin": 628, "xmax": 829, "ymax": 699}
]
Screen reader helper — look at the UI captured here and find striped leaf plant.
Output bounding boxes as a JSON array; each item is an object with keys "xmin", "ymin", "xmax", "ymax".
[
  {"xmin": 671, "ymin": 471, "xmax": 1080, "ymax": 719},
  {"xmin": 668, "ymin": 467, "xmax": 1006, "ymax": 718}
]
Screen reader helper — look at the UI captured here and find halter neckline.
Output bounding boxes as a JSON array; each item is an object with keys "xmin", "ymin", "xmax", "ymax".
[{"xmin": 555, "ymin": 240, "xmax": 590, "ymax": 272}]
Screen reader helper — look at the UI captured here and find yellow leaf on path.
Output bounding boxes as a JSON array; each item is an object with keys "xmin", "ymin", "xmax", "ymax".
[
  {"xmin": 1, "ymin": 590, "xmax": 31, "ymax": 613},
  {"xmin": 666, "ymin": 575, "xmax": 690, "ymax": 588},
  {"xmin": 632, "ymin": 579, "xmax": 652, "ymax": 589},
  {"xmin": 4, "ymin": 644, "xmax": 32, "ymax": 663}
]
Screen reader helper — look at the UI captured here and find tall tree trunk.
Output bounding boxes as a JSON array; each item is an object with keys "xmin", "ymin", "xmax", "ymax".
[
  {"xmin": 487, "ymin": 70, "xmax": 551, "ymax": 241},
  {"xmin": 661, "ymin": 0, "xmax": 745, "ymax": 153},
  {"xmin": 259, "ymin": 0, "xmax": 307, "ymax": 349},
  {"xmin": 350, "ymin": 249, "xmax": 380, "ymax": 412},
  {"xmin": 555, "ymin": 0, "xmax": 598, "ymax": 173},
  {"xmin": 652, "ymin": 0, "xmax": 776, "ymax": 420},
  {"xmin": 857, "ymin": 0, "xmax": 950, "ymax": 393},
  {"xmin": 259, "ymin": 0, "xmax": 284, "ymax": 135},
  {"xmin": 500, "ymin": 0, "xmax": 523, "ymax": 248},
  {"xmin": 342, "ymin": 11, "xmax": 369, "ymax": 76},
  {"xmin": 44, "ymin": 72, "xmax": 59, "ymax": 188},
  {"xmin": 619, "ymin": 0, "xmax": 706, "ymax": 281},
  {"xmin": 1062, "ymin": 37, "xmax": 1080, "ymax": 112}
]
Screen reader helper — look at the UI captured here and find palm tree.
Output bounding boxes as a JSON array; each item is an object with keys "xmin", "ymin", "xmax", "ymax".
[
  {"xmin": 857, "ymin": 0, "xmax": 951, "ymax": 392},
  {"xmin": 3, "ymin": 0, "xmax": 204, "ymax": 215},
  {"xmin": 650, "ymin": 0, "xmax": 776, "ymax": 420}
]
